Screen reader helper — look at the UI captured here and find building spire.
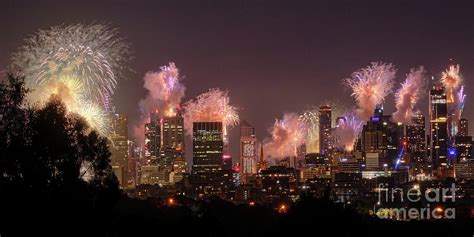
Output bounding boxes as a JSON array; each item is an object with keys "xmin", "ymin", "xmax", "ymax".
[{"xmin": 259, "ymin": 142, "xmax": 266, "ymax": 170}]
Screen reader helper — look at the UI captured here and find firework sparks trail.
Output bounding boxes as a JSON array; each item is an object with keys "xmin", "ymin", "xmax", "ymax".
[
  {"xmin": 344, "ymin": 62, "xmax": 396, "ymax": 121},
  {"xmin": 392, "ymin": 66, "xmax": 426, "ymax": 124},
  {"xmin": 456, "ymin": 85, "xmax": 466, "ymax": 121},
  {"xmin": 133, "ymin": 63, "xmax": 185, "ymax": 144},
  {"xmin": 299, "ymin": 109, "xmax": 319, "ymax": 152},
  {"xmin": 263, "ymin": 113, "xmax": 308, "ymax": 160},
  {"xmin": 11, "ymin": 23, "xmax": 131, "ymax": 135},
  {"xmin": 183, "ymin": 88, "xmax": 239, "ymax": 137},
  {"xmin": 331, "ymin": 112, "xmax": 363, "ymax": 152},
  {"xmin": 451, "ymin": 85, "xmax": 467, "ymax": 137},
  {"xmin": 298, "ymin": 102, "xmax": 347, "ymax": 153},
  {"xmin": 441, "ymin": 64, "xmax": 462, "ymax": 104},
  {"xmin": 440, "ymin": 65, "xmax": 466, "ymax": 138}
]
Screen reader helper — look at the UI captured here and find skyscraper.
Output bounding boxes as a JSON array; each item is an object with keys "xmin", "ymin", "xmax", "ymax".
[
  {"xmin": 406, "ymin": 112, "xmax": 428, "ymax": 175},
  {"xmin": 361, "ymin": 117, "xmax": 386, "ymax": 169},
  {"xmin": 190, "ymin": 122, "xmax": 234, "ymax": 197},
  {"xmin": 361, "ymin": 107, "xmax": 403, "ymax": 169},
  {"xmin": 110, "ymin": 113, "xmax": 129, "ymax": 187},
  {"xmin": 319, "ymin": 105, "xmax": 332, "ymax": 158},
  {"xmin": 459, "ymin": 118, "xmax": 469, "ymax": 136},
  {"xmin": 239, "ymin": 120, "xmax": 257, "ymax": 184},
  {"xmin": 159, "ymin": 110, "xmax": 185, "ymax": 183},
  {"xmin": 429, "ymin": 84, "xmax": 448, "ymax": 169},
  {"xmin": 144, "ymin": 109, "xmax": 185, "ymax": 185},
  {"xmin": 192, "ymin": 122, "xmax": 224, "ymax": 173},
  {"xmin": 145, "ymin": 112, "xmax": 160, "ymax": 160},
  {"xmin": 455, "ymin": 118, "xmax": 472, "ymax": 162}
]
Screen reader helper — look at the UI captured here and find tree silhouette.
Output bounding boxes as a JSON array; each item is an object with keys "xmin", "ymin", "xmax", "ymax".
[{"xmin": 0, "ymin": 73, "xmax": 119, "ymax": 235}]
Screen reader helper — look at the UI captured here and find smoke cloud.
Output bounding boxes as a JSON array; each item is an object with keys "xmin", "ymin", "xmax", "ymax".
[
  {"xmin": 132, "ymin": 62, "xmax": 185, "ymax": 145},
  {"xmin": 344, "ymin": 62, "xmax": 396, "ymax": 121},
  {"xmin": 331, "ymin": 112, "xmax": 363, "ymax": 152},
  {"xmin": 263, "ymin": 113, "xmax": 308, "ymax": 161},
  {"xmin": 392, "ymin": 66, "xmax": 426, "ymax": 124}
]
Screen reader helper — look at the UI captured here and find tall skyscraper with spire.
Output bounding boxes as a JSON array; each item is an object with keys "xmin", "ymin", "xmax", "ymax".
[
  {"xmin": 429, "ymin": 83, "xmax": 448, "ymax": 169},
  {"xmin": 258, "ymin": 142, "xmax": 267, "ymax": 171}
]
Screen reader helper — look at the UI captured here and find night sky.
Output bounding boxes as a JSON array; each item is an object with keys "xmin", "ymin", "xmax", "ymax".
[{"xmin": 2, "ymin": 0, "xmax": 474, "ymax": 163}]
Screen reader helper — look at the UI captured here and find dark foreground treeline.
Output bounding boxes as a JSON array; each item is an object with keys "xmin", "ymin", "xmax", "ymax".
[
  {"xmin": 0, "ymin": 74, "xmax": 473, "ymax": 237},
  {"xmin": 2, "ymin": 194, "xmax": 473, "ymax": 237},
  {"xmin": 110, "ymin": 195, "xmax": 474, "ymax": 237}
]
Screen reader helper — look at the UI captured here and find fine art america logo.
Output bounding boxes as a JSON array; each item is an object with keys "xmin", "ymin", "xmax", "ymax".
[{"xmin": 373, "ymin": 183, "xmax": 456, "ymax": 220}]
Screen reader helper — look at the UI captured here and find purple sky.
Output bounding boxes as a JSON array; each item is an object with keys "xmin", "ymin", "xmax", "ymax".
[{"xmin": 1, "ymin": 0, "xmax": 474, "ymax": 163}]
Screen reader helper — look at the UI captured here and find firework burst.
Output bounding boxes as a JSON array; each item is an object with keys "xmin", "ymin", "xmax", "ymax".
[
  {"xmin": 392, "ymin": 66, "xmax": 426, "ymax": 124},
  {"xmin": 451, "ymin": 85, "xmax": 467, "ymax": 136},
  {"xmin": 332, "ymin": 112, "xmax": 363, "ymax": 152},
  {"xmin": 10, "ymin": 23, "xmax": 130, "ymax": 135},
  {"xmin": 441, "ymin": 64, "xmax": 462, "ymax": 103},
  {"xmin": 264, "ymin": 113, "xmax": 308, "ymax": 160},
  {"xmin": 183, "ymin": 88, "xmax": 239, "ymax": 136},
  {"xmin": 133, "ymin": 62, "xmax": 186, "ymax": 144},
  {"xmin": 299, "ymin": 109, "xmax": 319, "ymax": 152},
  {"xmin": 344, "ymin": 62, "xmax": 396, "ymax": 121}
]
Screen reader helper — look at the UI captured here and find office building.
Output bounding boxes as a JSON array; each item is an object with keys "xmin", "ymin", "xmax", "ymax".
[
  {"xmin": 109, "ymin": 113, "xmax": 129, "ymax": 187},
  {"xmin": 361, "ymin": 107, "xmax": 403, "ymax": 168},
  {"xmin": 239, "ymin": 120, "xmax": 258, "ymax": 184},
  {"xmin": 190, "ymin": 122, "xmax": 233, "ymax": 198},
  {"xmin": 455, "ymin": 136, "xmax": 473, "ymax": 162},
  {"xmin": 429, "ymin": 84, "xmax": 448, "ymax": 169},
  {"xmin": 145, "ymin": 112, "xmax": 160, "ymax": 160},
  {"xmin": 192, "ymin": 122, "xmax": 224, "ymax": 173},
  {"xmin": 159, "ymin": 111, "xmax": 185, "ymax": 184},
  {"xmin": 319, "ymin": 105, "xmax": 333, "ymax": 159},
  {"xmin": 458, "ymin": 118, "xmax": 468, "ymax": 136},
  {"xmin": 406, "ymin": 113, "xmax": 429, "ymax": 175}
]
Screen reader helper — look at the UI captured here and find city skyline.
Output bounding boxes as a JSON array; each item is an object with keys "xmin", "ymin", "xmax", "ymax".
[
  {"xmin": 1, "ymin": 0, "xmax": 474, "ymax": 201},
  {"xmin": 3, "ymin": 1, "xmax": 474, "ymax": 235},
  {"xmin": 2, "ymin": 0, "xmax": 474, "ymax": 164}
]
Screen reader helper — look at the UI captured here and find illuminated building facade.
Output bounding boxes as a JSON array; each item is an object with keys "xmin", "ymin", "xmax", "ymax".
[
  {"xmin": 361, "ymin": 107, "xmax": 403, "ymax": 168},
  {"xmin": 143, "ymin": 109, "xmax": 185, "ymax": 185},
  {"xmin": 258, "ymin": 166, "xmax": 297, "ymax": 198},
  {"xmin": 192, "ymin": 122, "xmax": 224, "ymax": 173},
  {"xmin": 159, "ymin": 111, "xmax": 185, "ymax": 183},
  {"xmin": 331, "ymin": 172, "xmax": 365, "ymax": 203},
  {"xmin": 454, "ymin": 160, "xmax": 474, "ymax": 180},
  {"xmin": 319, "ymin": 105, "xmax": 332, "ymax": 158},
  {"xmin": 145, "ymin": 112, "xmax": 160, "ymax": 160},
  {"xmin": 239, "ymin": 120, "xmax": 257, "ymax": 184},
  {"xmin": 109, "ymin": 113, "xmax": 129, "ymax": 187},
  {"xmin": 429, "ymin": 84, "xmax": 448, "ymax": 169},
  {"xmin": 454, "ymin": 136, "xmax": 473, "ymax": 162},
  {"xmin": 458, "ymin": 118, "xmax": 468, "ymax": 136},
  {"xmin": 189, "ymin": 122, "xmax": 234, "ymax": 198},
  {"xmin": 406, "ymin": 113, "xmax": 429, "ymax": 174}
]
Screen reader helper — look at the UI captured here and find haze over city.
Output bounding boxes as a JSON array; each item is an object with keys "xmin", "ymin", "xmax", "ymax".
[
  {"xmin": 2, "ymin": 0, "xmax": 474, "ymax": 163},
  {"xmin": 2, "ymin": 1, "xmax": 474, "ymax": 236}
]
